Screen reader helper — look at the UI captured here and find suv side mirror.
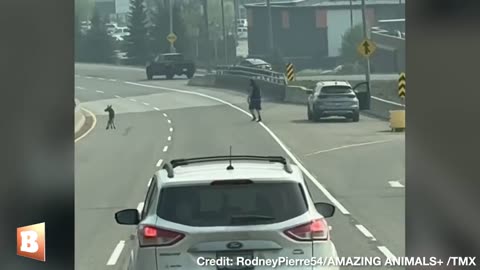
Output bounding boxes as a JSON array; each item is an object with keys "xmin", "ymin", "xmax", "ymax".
[
  {"xmin": 314, "ymin": 202, "xmax": 335, "ymax": 218},
  {"xmin": 115, "ymin": 209, "xmax": 140, "ymax": 225}
]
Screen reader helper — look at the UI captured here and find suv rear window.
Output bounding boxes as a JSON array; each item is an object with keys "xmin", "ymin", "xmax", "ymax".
[
  {"xmin": 321, "ymin": 86, "xmax": 352, "ymax": 94},
  {"xmin": 157, "ymin": 182, "xmax": 308, "ymax": 226}
]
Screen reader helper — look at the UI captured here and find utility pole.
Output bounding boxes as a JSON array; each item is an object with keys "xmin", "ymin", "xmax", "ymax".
[
  {"xmin": 221, "ymin": 0, "xmax": 228, "ymax": 64},
  {"xmin": 234, "ymin": 0, "xmax": 239, "ymax": 41},
  {"xmin": 266, "ymin": 0, "xmax": 274, "ymax": 54},
  {"xmin": 203, "ymin": 0, "xmax": 211, "ymax": 70},
  {"xmin": 169, "ymin": 0, "xmax": 176, "ymax": 53},
  {"xmin": 361, "ymin": 0, "xmax": 371, "ymax": 101},
  {"xmin": 349, "ymin": 0, "xmax": 353, "ymax": 28},
  {"xmin": 399, "ymin": 0, "xmax": 404, "ymax": 29}
]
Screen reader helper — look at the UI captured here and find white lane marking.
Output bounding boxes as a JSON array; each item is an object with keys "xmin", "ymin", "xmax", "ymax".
[
  {"xmin": 143, "ymin": 102, "xmax": 150, "ymax": 106},
  {"xmin": 96, "ymin": 90, "xmax": 104, "ymax": 94},
  {"xmin": 147, "ymin": 178, "xmax": 152, "ymax": 187},
  {"xmin": 163, "ymin": 113, "xmax": 168, "ymax": 117},
  {"xmin": 124, "ymin": 81, "xmax": 350, "ymax": 215},
  {"xmin": 167, "ymin": 119, "xmax": 171, "ymax": 124},
  {"xmin": 154, "ymin": 107, "xmax": 160, "ymax": 111},
  {"xmin": 163, "ymin": 146, "xmax": 168, "ymax": 152},
  {"xmin": 136, "ymin": 202, "xmax": 144, "ymax": 214},
  {"xmin": 372, "ymin": 96, "xmax": 405, "ymax": 107},
  {"xmin": 106, "ymin": 241, "xmax": 125, "ymax": 265},
  {"xmin": 168, "ymin": 136, "xmax": 171, "ymax": 141},
  {"xmin": 355, "ymin": 225, "xmax": 376, "ymax": 241},
  {"xmin": 156, "ymin": 159, "xmax": 163, "ymax": 167},
  {"xmin": 388, "ymin": 181, "xmax": 405, "ymax": 188},
  {"xmin": 305, "ymin": 139, "xmax": 396, "ymax": 157},
  {"xmin": 109, "ymin": 79, "xmax": 117, "ymax": 82},
  {"xmin": 114, "ymin": 95, "xmax": 121, "ymax": 98},
  {"xmin": 75, "ymin": 86, "xmax": 85, "ymax": 90},
  {"xmin": 130, "ymin": 98, "xmax": 137, "ymax": 102},
  {"xmin": 85, "ymin": 76, "xmax": 93, "ymax": 79},
  {"xmin": 377, "ymin": 246, "xmax": 396, "ymax": 260},
  {"xmin": 98, "ymin": 77, "xmax": 106, "ymax": 81}
]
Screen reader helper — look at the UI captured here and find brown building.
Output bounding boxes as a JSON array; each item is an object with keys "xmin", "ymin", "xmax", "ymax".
[{"xmin": 244, "ymin": 0, "xmax": 405, "ymax": 71}]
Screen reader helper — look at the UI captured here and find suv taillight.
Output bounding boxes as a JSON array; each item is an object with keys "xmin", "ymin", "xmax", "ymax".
[
  {"xmin": 284, "ymin": 219, "xmax": 329, "ymax": 241},
  {"xmin": 138, "ymin": 225, "xmax": 185, "ymax": 247}
]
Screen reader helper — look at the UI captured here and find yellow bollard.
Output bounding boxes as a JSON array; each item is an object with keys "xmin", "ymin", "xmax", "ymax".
[{"xmin": 389, "ymin": 110, "xmax": 405, "ymax": 131}]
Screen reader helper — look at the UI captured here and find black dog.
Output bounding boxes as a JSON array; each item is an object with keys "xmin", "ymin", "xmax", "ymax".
[{"xmin": 104, "ymin": 105, "xmax": 116, "ymax": 130}]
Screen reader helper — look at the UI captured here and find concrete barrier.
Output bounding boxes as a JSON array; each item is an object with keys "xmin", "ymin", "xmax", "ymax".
[
  {"xmin": 367, "ymin": 97, "xmax": 405, "ymax": 120},
  {"xmin": 189, "ymin": 74, "xmax": 286, "ymax": 101},
  {"xmin": 187, "ymin": 74, "xmax": 216, "ymax": 87},
  {"xmin": 284, "ymin": 85, "xmax": 310, "ymax": 105},
  {"xmin": 75, "ymin": 99, "xmax": 86, "ymax": 134}
]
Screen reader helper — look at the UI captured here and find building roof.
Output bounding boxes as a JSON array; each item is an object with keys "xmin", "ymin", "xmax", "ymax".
[{"xmin": 245, "ymin": 0, "xmax": 404, "ymax": 8}]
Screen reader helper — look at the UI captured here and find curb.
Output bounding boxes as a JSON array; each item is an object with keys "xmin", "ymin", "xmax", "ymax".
[{"xmin": 75, "ymin": 99, "xmax": 86, "ymax": 134}]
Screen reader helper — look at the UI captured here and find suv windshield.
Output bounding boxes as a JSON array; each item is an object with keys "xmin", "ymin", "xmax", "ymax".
[
  {"xmin": 321, "ymin": 86, "xmax": 352, "ymax": 94},
  {"xmin": 157, "ymin": 182, "xmax": 308, "ymax": 226}
]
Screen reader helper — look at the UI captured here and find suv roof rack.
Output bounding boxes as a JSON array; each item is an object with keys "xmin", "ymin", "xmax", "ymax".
[{"xmin": 163, "ymin": 155, "xmax": 293, "ymax": 178}]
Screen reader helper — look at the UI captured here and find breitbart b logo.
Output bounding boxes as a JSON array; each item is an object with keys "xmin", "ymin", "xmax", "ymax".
[{"xmin": 16, "ymin": 222, "xmax": 46, "ymax": 262}]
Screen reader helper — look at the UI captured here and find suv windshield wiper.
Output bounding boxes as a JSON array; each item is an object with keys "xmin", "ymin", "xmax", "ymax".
[{"xmin": 230, "ymin": 215, "xmax": 275, "ymax": 225}]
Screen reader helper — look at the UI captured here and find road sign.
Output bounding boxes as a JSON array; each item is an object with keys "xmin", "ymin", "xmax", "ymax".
[
  {"xmin": 398, "ymin": 72, "xmax": 406, "ymax": 98},
  {"xmin": 357, "ymin": 39, "xmax": 376, "ymax": 58},
  {"xmin": 286, "ymin": 63, "xmax": 295, "ymax": 82},
  {"xmin": 167, "ymin": 33, "xmax": 177, "ymax": 43}
]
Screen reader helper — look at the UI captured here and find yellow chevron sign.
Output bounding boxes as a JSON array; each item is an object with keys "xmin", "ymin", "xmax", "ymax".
[
  {"xmin": 286, "ymin": 63, "xmax": 295, "ymax": 81},
  {"xmin": 398, "ymin": 72, "xmax": 406, "ymax": 98}
]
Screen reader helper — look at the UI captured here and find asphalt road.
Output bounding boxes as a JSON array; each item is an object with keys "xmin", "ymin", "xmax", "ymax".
[{"xmin": 75, "ymin": 63, "xmax": 405, "ymax": 270}]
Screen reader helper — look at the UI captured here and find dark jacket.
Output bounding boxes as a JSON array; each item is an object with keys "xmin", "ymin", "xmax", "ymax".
[{"xmin": 250, "ymin": 82, "xmax": 261, "ymax": 100}]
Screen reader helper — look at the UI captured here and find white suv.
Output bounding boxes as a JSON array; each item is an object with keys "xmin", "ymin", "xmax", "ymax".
[{"xmin": 115, "ymin": 155, "xmax": 339, "ymax": 270}]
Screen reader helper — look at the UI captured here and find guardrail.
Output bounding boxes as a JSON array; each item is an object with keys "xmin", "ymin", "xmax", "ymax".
[{"xmin": 215, "ymin": 65, "xmax": 287, "ymax": 85}]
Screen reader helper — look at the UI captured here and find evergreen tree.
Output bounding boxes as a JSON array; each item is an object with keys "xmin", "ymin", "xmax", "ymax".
[
  {"xmin": 148, "ymin": 1, "xmax": 170, "ymax": 55},
  {"xmin": 340, "ymin": 24, "xmax": 364, "ymax": 65},
  {"xmin": 171, "ymin": 4, "xmax": 189, "ymax": 55},
  {"xmin": 83, "ymin": 11, "xmax": 116, "ymax": 63},
  {"xmin": 126, "ymin": 0, "xmax": 150, "ymax": 65},
  {"xmin": 75, "ymin": 15, "xmax": 83, "ymax": 61},
  {"xmin": 148, "ymin": 1, "xmax": 189, "ymax": 55}
]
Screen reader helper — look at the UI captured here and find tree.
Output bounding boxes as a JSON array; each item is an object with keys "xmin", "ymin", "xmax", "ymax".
[
  {"xmin": 340, "ymin": 24, "xmax": 364, "ymax": 65},
  {"xmin": 75, "ymin": 0, "xmax": 96, "ymax": 22},
  {"xmin": 75, "ymin": 15, "xmax": 83, "ymax": 61},
  {"xmin": 207, "ymin": 0, "xmax": 235, "ymax": 34},
  {"xmin": 148, "ymin": 0, "xmax": 169, "ymax": 55},
  {"xmin": 148, "ymin": 1, "xmax": 189, "ymax": 55},
  {"xmin": 82, "ymin": 11, "xmax": 116, "ymax": 63},
  {"xmin": 125, "ymin": 0, "xmax": 149, "ymax": 65},
  {"xmin": 172, "ymin": 4, "xmax": 189, "ymax": 55}
]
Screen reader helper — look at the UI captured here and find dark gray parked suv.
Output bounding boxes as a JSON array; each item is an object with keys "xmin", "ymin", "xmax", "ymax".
[{"xmin": 307, "ymin": 81, "xmax": 361, "ymax": 122}]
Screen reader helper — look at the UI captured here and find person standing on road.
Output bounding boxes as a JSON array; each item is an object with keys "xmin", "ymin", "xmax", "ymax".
[{"xmin": 248, "ymin": 79, "xmax": 262, "ymax": 122}]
